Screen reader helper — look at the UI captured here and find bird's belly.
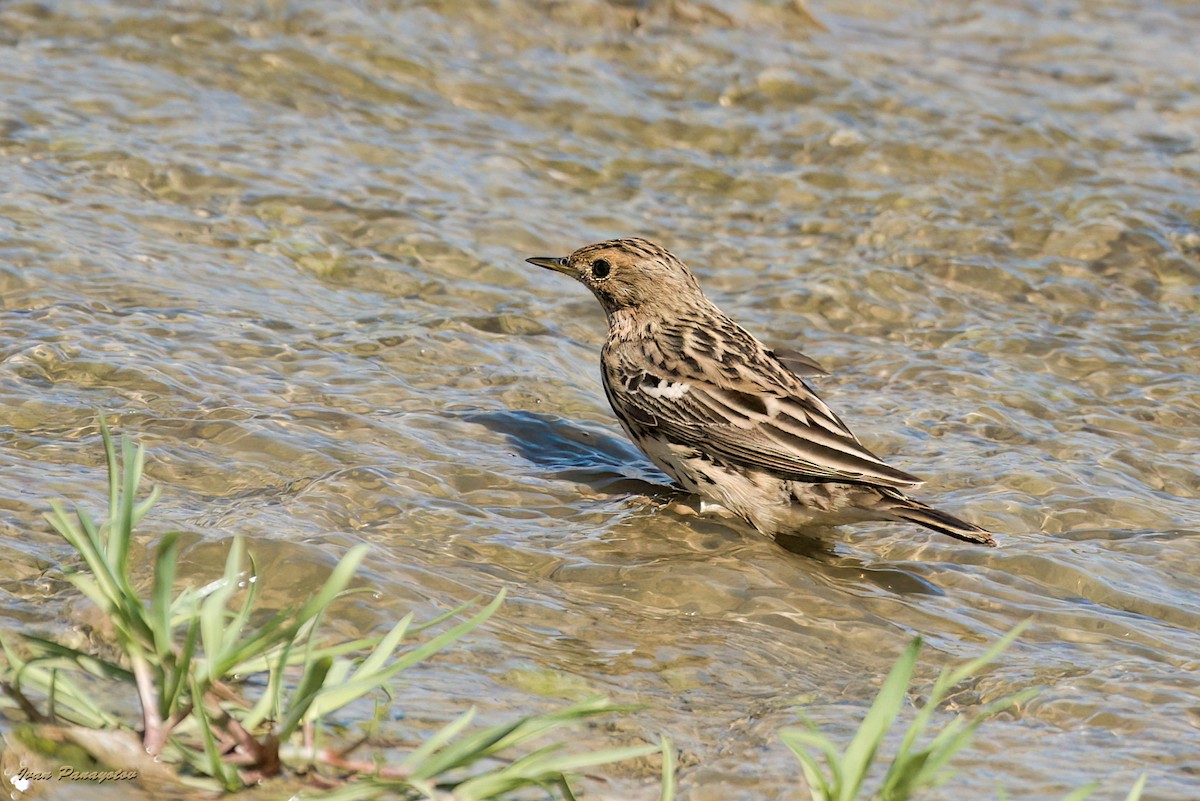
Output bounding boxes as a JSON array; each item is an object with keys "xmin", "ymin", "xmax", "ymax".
[
  {"xmin": 777, "ymin": 483, "xmax": 883, "ymax": 528},
  {"xmin": 622, "ymin": 429, "xmax": 791, "ymax": 531},
  {"xmin": 621, "ymin": 428, "xmax": 716, "ymax": 493},
  {"xmin": 621, "ymin": 426, "xmax": 885, "ymax": 535}
]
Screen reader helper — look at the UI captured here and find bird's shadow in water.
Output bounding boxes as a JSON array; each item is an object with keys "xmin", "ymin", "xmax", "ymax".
[
  {"xmin": 463, "ymin": 408, "xmax": 672, "ymax": 497},
  {"xmin": 465, "ymin": 409, "xmax": 942, "ymax": 597}
]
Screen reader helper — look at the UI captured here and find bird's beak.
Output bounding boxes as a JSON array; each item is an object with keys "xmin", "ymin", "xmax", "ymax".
[{"xmin": 525, "ymin": 256, "xmax": 571, "ymax": 275}]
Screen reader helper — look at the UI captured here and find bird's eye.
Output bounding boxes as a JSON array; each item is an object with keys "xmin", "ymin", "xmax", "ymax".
[{"xmin": 591, "ymin": 258, "xmax": 611, "ymax": 279}]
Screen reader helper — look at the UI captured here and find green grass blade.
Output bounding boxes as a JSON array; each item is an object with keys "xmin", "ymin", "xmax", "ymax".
[
  {"xmin": 108, "ymin": 436, "xmax": 141, "ymax": 583},
  {"xmin": 1123, "ymin": 773, "xmax": 1148, "ymax": 801},
  {"xmin": 132, "ymin": 485, "xmax": 161, "ymax": 528},
  {"xmin": 299, "ymin": 613, "xmax": 424, "ymax": 719},
  {"xmin": 400, "ymin": 707, "xmax": 478, "ymax": 770},
  {"xmin": 276, "ymin": 655, "xmax": 334, "ymax": 741},
  {"xmin": 241, "ymin": 639, "xmax": 292, "ymax": 733},
  {"xmin": 206, "ymin": 545, "xmax": 371, "ymax": 679},
  {"xmin": 46, "ymin": 503, "xmax": 121, "ymax": 608},
  {"xmin": 409, "ymin": 597, "xmax": 480, "ymax": 633},
  {"xmin": 163, "ymin": 616, "xmax": 201, "ymax": 717},
  {"xmin": 388, "ymin": 590, "xmax": 505, "ymax": 677},
  {"xmin": 150, "ymin": 532, "xmax": 181, "ymax": 662},
  {"xmin": 309, "ymin": 781, "xmax": 388, "ymax": 801},
  {"xmin": 1059, "ymin": 782, "xmax": 1098, "ymax": 801},
  {"xmin": 223, "ymin": 548, "xmax": 260, "ymax": 657},
  {"xmin": 7, "ymin": 656, "xmax": 120, "ymax": 728},
  {"xmin": 192, "ymin": 680, "xmax": 242, "ymax": 791},
  {"xmin": 838, "ymin": 637, "xmax": 921, "ymax": 801},
  {"xmin": 198, "ymin": 539, "xmax": 244, "ymax": 683},
  {"xmin": 454, "ymin": 743, "xmax": 658, "ymax": 801},
  {"xmin": 886, "ymin": 669, "xmax": 957, "ymax": 782},
  {"xmin": 780, "ymin": 727, "xmax": 839, "ymax": 801},
  {"xmin": 521, "ymin": 742, "xmax": 659, "ymax": 775},
  {"xmin": 304, "ymin": 669, "xmax": 400, "ymax": 723},
  {"xmin": 226, "ymin": 635, "xmax": 381, "ymax": 677},
  {"xmin": 218, "ymin": 539, "xmax": 253, "ymax": 658},
  {"xmin": 291, "ymin": 544, "xmax": 370, "ymax": 623},
  {"xmin": 408, "ymin": 698, "xmax": 619, "ymax": 781},
  {"xmin": 18, "ymin": 636, "xmax": 134, "ymax": 682},
  {"xmin": 353, "ymin": 614, "xmax": 413, "ymax": 678},
  {"xmin": 446, "ymin": 742, "xmax": 565, "ymax": 800},
  {"xmin": 323, "ymin": 657, "xmax": 355, "ymax": 690},
  {"xmin": 99, "ymin": 415, "xmax": 119, "ymax": 519},
  {"xmin": 660, "ymin": 735, "xmax": 676, "ymax": 801},
  {"xmin": 942, "ymin": 621, "xmax": 1031, "ymax": 688}
]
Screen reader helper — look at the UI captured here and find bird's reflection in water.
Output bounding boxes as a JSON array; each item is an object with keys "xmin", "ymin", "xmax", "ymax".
[{"xmin": 779, "ymin": 530, "xmax": 946, "ymax": 596}]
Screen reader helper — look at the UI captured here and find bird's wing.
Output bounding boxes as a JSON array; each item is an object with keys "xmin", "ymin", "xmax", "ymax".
[
  {"xmin": 605, "ymin": 357, "xmax": 923, "ymax": 489},
  {"xmin": 770, "ymin": 345, "xmax": 830, "ymax": 378}
]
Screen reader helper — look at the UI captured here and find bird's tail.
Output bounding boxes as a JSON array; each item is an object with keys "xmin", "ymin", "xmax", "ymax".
[{"xmin": 880, "ymin": 489, "xmax": 995, "ymax": 546}]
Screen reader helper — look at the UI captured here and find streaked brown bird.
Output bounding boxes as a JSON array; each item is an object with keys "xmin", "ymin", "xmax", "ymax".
[{"xmin": 526, "ymin": 238, "xmax": 995, "ymax": 546}]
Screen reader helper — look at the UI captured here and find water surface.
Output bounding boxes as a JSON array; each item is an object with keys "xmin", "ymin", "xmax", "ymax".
[{"xmin": 1, "ymin": 0, "xmax": 1198, "ymax": 798}]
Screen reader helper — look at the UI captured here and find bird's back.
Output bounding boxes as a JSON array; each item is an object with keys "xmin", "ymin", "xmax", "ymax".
[{"xmin": 601, "ymin": 304, "xmax": 924, "ymax": 490}]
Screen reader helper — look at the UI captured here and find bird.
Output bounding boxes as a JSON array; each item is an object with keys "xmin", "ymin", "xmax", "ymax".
[{"xmin": 525, "ymin": 237, "xmax": 995, "ymax": 546}]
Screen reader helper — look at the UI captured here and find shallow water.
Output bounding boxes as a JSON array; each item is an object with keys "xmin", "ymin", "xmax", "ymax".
[{"xmin": 1, "ymin": 0, "xmax": 1198, "ymax": 798}]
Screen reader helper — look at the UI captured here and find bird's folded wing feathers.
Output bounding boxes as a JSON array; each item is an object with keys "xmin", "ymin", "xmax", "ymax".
[
  {"xmin": 770, "ymin": 345, "xmax": 830, "ymax": 377},
  {"xmin": 610, "ymin": 368, "xmax": 923, "ymax": 488}
]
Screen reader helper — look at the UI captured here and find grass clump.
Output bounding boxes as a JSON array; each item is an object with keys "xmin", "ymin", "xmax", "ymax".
[
  {"xmin": 0, "ymin": 419, "xmax": 665, "ymax": 797},
  {"xmin": 781, "ymin": 625, "xmax": 1148, "ymax": 801}
]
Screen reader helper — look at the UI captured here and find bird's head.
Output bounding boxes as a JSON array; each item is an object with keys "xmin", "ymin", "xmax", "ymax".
[{"xmin": 526, "ymin": 237, "xmax": 705, "ymax": 320}]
